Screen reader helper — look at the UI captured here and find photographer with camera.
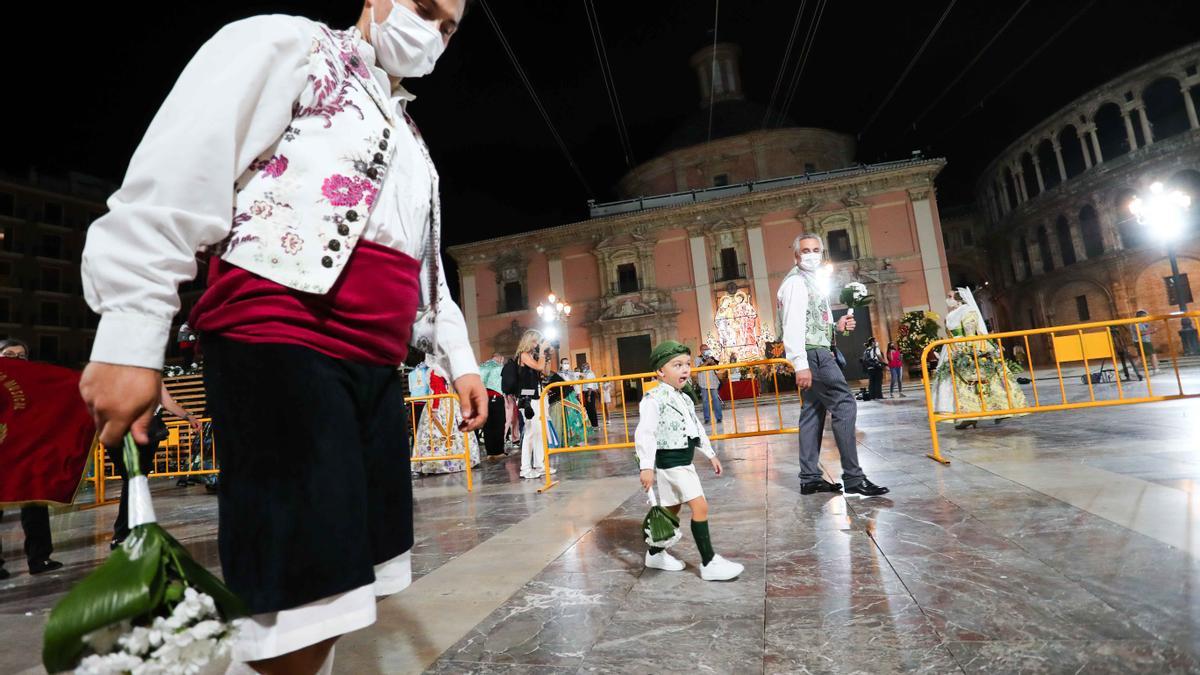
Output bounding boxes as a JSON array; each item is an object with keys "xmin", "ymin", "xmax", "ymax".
[{"xmin": 515, "ymin": 330, "xmax": 557, "ymax": 479}]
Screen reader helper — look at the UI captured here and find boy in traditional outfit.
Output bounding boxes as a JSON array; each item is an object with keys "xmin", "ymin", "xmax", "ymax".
[{"xmin": 635, "ymin": 340, "xmax": 744, "ymax": 581}]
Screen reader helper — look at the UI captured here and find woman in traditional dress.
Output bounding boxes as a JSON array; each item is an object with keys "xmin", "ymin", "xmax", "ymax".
[
  {"xmin": 546, "ymin": 373, "xmax": 589, "ymax": 447},
  {"xmin": 413, "ymin": 365, "xmax": 479, "ymax": 474},
  {"xmin": 931, "ymin": 287, "xmax": 1027, "ymax": 429}
]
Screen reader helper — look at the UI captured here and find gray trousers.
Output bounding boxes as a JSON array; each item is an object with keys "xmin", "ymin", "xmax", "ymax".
[{"xmin": 798, "ymin": 348, "xmax": 865, "ymax": 486}]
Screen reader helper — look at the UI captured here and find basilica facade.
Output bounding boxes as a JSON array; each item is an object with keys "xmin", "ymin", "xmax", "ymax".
[{"xmin": 448, "ymin": 43, "xmax": 952, "ymax": 385}]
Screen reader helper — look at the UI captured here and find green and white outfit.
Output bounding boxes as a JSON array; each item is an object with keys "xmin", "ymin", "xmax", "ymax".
[{"xmin": 634, "ymin": 384, "xmax": 717, "ymax": 507}]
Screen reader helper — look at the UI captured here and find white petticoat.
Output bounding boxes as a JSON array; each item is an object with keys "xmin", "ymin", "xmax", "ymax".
[{"xmin": 230, "ymin": 550, "xmax": 412, "ymax": 663}]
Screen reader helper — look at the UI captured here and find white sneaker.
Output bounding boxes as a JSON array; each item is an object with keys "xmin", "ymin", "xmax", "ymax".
[
  {"xmin": 645, "ymin": 550, "xmax": 686, "ymax": 571},
  {"xmin": 700, "ymin": 554, "xmax": 744, "ymax": 581},
  {"xmin": 548, "ymin": 466, "xmax": 557, "ymax": 475},
  {"xmin": 520, "ymin": 470, "xmax": 540, "ymax": 479}
]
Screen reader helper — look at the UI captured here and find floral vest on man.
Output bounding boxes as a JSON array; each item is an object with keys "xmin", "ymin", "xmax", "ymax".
[
  {"xmin": 646, "ymin": 384, "xmax": 701, "ymax": 450},
  {"xmin": 218, "ymin": 22, "xmax": 430, "ymax": 296},
  {"xmin": 781, "ymin": 266, "xmax": 833, "ymax": 349}
]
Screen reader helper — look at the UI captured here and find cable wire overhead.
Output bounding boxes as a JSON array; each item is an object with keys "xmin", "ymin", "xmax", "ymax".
[
  {"xmin": 479, "ymin": 0, "xmax": 595, "ymax": 198},
  {"xmin": 858, "ymin": 0, "xmax": 957, "ymax": 140},
  {"xmin": 762, "ymin": 0, "xmax": 807, "ymax": 129},
  {"xmin": 583, "ymin": 0, "xmax": 635, "ymax": 168},
  {"xmin": 776, "ymin": 0, "xmax": 829, "ymax": 127},
  {"xmin": 705, "ymin": 0, "xmax": 721, "ymax": 145}
]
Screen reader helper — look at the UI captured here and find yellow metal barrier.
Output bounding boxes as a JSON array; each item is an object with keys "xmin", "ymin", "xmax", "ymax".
[
  {"xmin": 921, "ymin": 311, "xmax": 1200, "ymax": 464},
  {"xmin": 537, "ymin": 358, "xmax": 800, "ymax": 493},
  {"xmin": 407, "ymin": 392, "xmax": 474, "ymax": 492},
  {"xmin": 90, "ymin": 418, "xmax": 219, "ymax": 506}
]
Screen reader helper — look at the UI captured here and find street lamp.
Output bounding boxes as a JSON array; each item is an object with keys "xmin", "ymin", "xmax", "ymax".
[
  {"xmin": 536, "ymin": 293, "xmax": 571, "ymax": 348},
  {"xmin": 1129, "ymin": 181, "xmax": 1197, "ymax": 355}
]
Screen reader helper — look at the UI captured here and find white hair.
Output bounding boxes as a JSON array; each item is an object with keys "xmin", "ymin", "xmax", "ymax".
[{"xmin": 792, "ymin": 233, "xmax": 823, "ymax": 253}]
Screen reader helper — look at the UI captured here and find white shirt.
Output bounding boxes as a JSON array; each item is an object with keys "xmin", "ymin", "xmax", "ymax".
[
  {"xmin": 81, "ymin": 17, "xmax": 477, "ymax": 380},
  {"xmin": 580, "ymin": 369, "xmax": 598, "ymax": 391},
  {"xmin": 778, "ymin": 271, "xmax": 814, "ymax": 371},
  {"xmin": 634, "ymin": 386, "xmax": 716, "ymax": 471}
]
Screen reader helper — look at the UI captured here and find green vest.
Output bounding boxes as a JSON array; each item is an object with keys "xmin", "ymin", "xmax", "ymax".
[{"xmin": 647, "ymin": 384, "xmax": 699, "ymax": 450}]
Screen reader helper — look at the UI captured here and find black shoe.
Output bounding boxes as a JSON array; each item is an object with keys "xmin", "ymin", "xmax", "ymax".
[
  {"xmin": 110, "ymin": 536, "xmax": 126, "ymax": 551},
  {"xmin": 844, "ymin": 479, "xmax": 890, "ymax": 498},
  {"xmin": 800, "ymin": 479, "xmax": 843, "ymax": 495},
  {"xmin": 0, "ymin": 566, "xmax": 9, "ymax": 580},
  {"xmin": 29, "ymin": 559, "xmax": 64, "ymax": 575}
]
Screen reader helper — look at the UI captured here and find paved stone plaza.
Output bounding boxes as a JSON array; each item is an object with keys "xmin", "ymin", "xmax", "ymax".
[{"xmin": 3, "ymin": 372, "xmax": 1200, "ymax": 673}]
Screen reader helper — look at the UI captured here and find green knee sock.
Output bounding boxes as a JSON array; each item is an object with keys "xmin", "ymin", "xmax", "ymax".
[
  {"xmin": 648, "ymin": 546, "xmax": 664, "ymax": 555},
  {"xmin": 691, "ymin": 519, "xmax": 715, "ymax": 566}
]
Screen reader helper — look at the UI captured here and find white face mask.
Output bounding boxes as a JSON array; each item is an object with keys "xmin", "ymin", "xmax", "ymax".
[
  {"xmin": 946, "ymin": 297, "xmax": 960, "ymax": 309},
  {"xmin": 798, "ymin": 252, "xmax": 822, "ymax": 271},
  {"xmin": 368, "ymin": 3, "xmax": 446, "ymax": 78}
]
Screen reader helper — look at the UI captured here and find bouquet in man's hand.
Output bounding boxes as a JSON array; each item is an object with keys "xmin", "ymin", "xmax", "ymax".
[
  {"xmin": 43, "ymin": 434, "xmax": 247, "ymax": 674},
  {"xmin": 838, "ymin": 282, "xmax": 875, "ymax": 335}
]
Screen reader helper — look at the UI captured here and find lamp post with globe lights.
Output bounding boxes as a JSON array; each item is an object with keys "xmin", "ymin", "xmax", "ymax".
[
  {"xmin": 536, "ymin": 293, "xmax": 572, "ymax": 355},
  {"xmin": 1129, "ymin": 181, "xmax": 1197, "ymax": 355}
]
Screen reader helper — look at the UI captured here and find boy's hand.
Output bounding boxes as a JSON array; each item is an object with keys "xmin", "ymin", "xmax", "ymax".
[
  {"xmin": 710, "ymin": 456, "xmax": 723, "ymax": 476},
  {"xmin": 640, "ymin": 469, "xmax": 655, "ymax": 492}
]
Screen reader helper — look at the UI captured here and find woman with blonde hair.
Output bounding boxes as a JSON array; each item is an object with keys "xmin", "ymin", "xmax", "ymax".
[{"xmin": 515, "ymin": 329, "xmax": 556, "ymax": 479}]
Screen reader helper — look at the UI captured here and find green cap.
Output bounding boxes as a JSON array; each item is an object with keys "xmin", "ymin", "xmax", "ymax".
[{"xmin": 650, "ymin": 340, "xmax": 691, "ymax": 372}]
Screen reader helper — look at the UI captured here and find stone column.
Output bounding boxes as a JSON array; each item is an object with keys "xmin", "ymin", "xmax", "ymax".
[
  {"xmin": 548, "ymin": 255, "xmax": 570, "ymax": 358},
  {"xmin": 1077, "ymin": 128, "xmax": 1093, "ymax": 169},
  {"xmin": 1087, "ymin": 125, "xmax": 1104, "ymax": 164},
  {"xmin": 1013, "ymin": 166, "xmax": 1029, "ymax": 203},
  {"xmin": 1136, "ymin": 103, "xmax": 1154, "ymax": 145},
  {"xmin": 1051, "ymin": 138, "xmax": 1068, "ymax": 181},
  {"xmin": 1032, "ymin": 155, "xmax": 1046, "ymax": 192},
  {"xmin": 689, "ymin": 233, "xmax": 716, "ymax": 341},
  {"xmin": 1121, "ymin": 109, "xmax": 1139, "ymax": 151},
  {"xmin": 1183, "ymin": 83, "xmax": 1200, "ymax": 130},
  {"xmin": 460, "ymin": 266, "xmax": 481, "ymax": 360},
  {"xmin": 908, "ymin": 187, "xmax": 950, "ymax": 313},
  {"xmin": 996, "ymin": 179, "xmax": 1010, "ymax": 214},
  {"xmin": 1044, "ymin": 224, "xmax": 1063, "ymax": 270},
  {"xmin": 746, "ymin": 225, "xmax": 776, "ymax": 338}
]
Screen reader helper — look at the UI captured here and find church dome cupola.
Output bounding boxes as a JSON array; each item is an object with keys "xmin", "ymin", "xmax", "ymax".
[{"xmin": 689, "ymin": 42, "xmax": 744, "ymax": 107}]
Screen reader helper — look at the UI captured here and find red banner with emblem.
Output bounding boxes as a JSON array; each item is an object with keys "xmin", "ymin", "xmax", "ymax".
[{"xmin": 0, "ymin": 359, "xmax": 96, "ymax": 505}]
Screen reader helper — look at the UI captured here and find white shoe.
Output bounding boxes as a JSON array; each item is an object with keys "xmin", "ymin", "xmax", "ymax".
[
  {"xmin": 700, "ymin": 554, "xmax": 744, "ymax": 581},
  {"xmin": 645, "ymin": 550, "xmax": 686, "ymax": 571},
  {"xmin": 520, "ymin": 470, "xmax": 539, "ymax": 479},
  {"xmin": 548, "ymin": 466, "xmax": 557, "ymax": 475}
]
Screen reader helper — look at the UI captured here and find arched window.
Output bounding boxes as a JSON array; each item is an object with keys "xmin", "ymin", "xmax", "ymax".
[
  {"xmin": 1143, "ymin": 77, "xmax": 1190, "ymax": 141},
  {"xmin": 1003, "ymin": 168, "xmax": 1019, "ymax": 209},
  {"xmin": 1037, "ymin": 139, "xmax": 1060, "ymax": 190},
  {"xmin": 1058, "ymin": 125, "xmax": 1086, "ymax": 178},
  {"xmin": 1037, "ymin": 225, "xmax": 1055, "ymax": 272},
  {"xmin": 1079, "ymin": 205, "xmax": 1105, "ymax": 259},
  {"xmin": 1056, "ymin": 216, "xmax": 1077, "ymax": 265},
  {"xmin": 1112, "ymin": 189, "xmax": 1140, "ymax": 249},
  {"xmin": 1094, "ymin": 102, "xmax": 1129, "ymax": 161},
  {"xmin": 1020, "ymin": 236, "xmax": 1035, "ymax": 276}
]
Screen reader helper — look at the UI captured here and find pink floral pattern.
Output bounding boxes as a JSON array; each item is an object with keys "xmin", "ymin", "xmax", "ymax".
[
  {"xmin": 340, "ymin": 48, "xmax": 370, "ymax": 79},
  {"xmin": 280, "ymin": 232, "xmax": 304, "ymax": 255},
  {"xmin": 293, "ymin": 29, "xmax": 366, "ymax": 129},
  {"xmin": 248, "ymin": 155, "xmax": 289, "ymax": 178},
  {"xmin": 320, "ymin": 174, "xmax": 376, "ymax": 207}
]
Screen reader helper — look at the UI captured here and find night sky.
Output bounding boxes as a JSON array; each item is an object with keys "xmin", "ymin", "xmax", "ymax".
[{"xmin": 7, "ymin": 0, "xmax": 1200, "ymax": 256}]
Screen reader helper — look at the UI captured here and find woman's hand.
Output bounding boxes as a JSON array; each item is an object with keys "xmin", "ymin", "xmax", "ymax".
[
  {"xmin": 640, "ymin": 469, "xmax": 655, "ymax": 492},
  {"xmin": 710, "ymin": 456, "xmax": 723, "ymax": 476}
]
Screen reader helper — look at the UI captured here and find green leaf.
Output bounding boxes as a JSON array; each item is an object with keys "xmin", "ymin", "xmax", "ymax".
[{"xmin": 42, "ymin": 525, "xmax": 167, "ymax": 672}]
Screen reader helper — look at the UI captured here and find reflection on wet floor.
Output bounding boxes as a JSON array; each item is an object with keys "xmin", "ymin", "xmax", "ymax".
[{"xmin": 4, "ymin": 376, "xmax": 1200, "ymax": 673}]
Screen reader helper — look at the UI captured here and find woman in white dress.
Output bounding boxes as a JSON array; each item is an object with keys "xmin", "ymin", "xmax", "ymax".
[{"xmin": 931, "ymin": 287, "xmax": 1027, "ymax": 429}]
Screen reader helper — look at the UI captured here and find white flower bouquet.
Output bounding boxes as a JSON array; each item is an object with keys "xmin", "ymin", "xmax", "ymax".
[
  {"xmin": 43, "ymin": 435, "xmax": 247, "ymax": 674},
  {"xmin": 838, "ymin": 282, "xmax": 875, "ymax": 335}
]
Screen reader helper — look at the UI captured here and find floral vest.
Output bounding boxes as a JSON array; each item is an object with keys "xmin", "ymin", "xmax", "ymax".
[
  {"xmin": 646, "ymin": 384, "xmax": 701, "ymax": 450},
  {"xmin": 217, "ymin": 21, "xmax": 442, "ymax": 316},
  {"xmin": 780, "ymin": 267, "xmax": 833, "ymax": 349}
]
